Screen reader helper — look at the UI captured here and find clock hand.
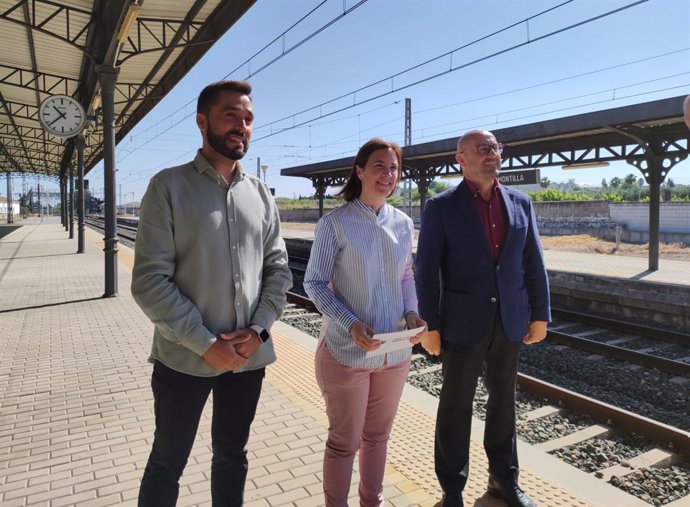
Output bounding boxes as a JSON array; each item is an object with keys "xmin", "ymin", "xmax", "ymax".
[
  {"xmin": 52, "ymin": 105, "xmax": 67, "ymax": 119},
  {"xmin": 48, "ymin": 117, "xmax": 63, "ymax": 127}
]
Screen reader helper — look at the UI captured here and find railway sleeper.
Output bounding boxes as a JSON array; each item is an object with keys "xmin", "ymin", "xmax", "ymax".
[
  {"xmin": 596, "ymin": 447, "xmax": 681, "ymax": 482},
  {"xmin": 534, "ymin": 424, "xmax": 612, "ymax": 453}
]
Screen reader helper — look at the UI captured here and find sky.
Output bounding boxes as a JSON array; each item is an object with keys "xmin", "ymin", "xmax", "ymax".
[{"xmin": 20, "ymin": 0, "xmax": 690, "ymax": 202}]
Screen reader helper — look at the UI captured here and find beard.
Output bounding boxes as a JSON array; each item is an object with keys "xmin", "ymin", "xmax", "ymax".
[{"xmin": 206, "ymin": 124, "xmax": 249, "ymax": 161}]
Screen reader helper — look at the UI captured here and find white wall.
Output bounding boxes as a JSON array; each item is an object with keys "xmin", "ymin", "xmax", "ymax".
[
  {"xmin": 0, "ymin": 200, "xmax": 20, "ymax": 215},
  {"xmin": 610, "ymin": 203, "xmax": 690, "ymax": 234}
]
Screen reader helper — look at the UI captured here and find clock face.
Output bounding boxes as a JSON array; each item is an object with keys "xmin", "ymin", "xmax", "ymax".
[{"xmin": 38, "ymin": 95, "xmax": 85, "ymax": 138}]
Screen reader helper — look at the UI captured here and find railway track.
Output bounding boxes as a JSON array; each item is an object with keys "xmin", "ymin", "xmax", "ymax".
[
  {"xmin": 85, "ymin": 216, "xmax": 137, "ymax": 244},
  {"xmin": 547, "ymin": 311, "xmax": 690, "ymax": 378},
  {"xmin": 284, "ymin": 291, "xmax": 690, "ymax": 506}
]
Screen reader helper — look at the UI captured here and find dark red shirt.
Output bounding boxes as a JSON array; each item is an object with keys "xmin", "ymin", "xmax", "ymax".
[{"xmin": 464, "ymin": 177, "xmax": 507, "ymax": 260}]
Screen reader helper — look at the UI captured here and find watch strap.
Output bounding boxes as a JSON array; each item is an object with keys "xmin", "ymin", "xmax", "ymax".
[{"xmin": 250, "ymin": 325, "xmax": 270, "ymax": 343}]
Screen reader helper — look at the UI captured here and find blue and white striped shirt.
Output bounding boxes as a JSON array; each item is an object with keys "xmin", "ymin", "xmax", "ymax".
[{"xmin": 304, "ymin": 199, "xmax": 418, "ymax": 368}]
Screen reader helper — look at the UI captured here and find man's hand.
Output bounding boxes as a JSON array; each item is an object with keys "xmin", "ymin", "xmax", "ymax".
[
  {"xmin": 220, "ymin": 328, "xmax": 262, "ymax": 359},
  {"xmin": 202, "ymin": 337, "xmax": 249, "ymax": 371},
  {"xmin": 350, "ymin": 321, "xmax": 381, "ymax": 352},
  {"xmin": 406, "ymin": 313, "xmax": 428, "ymax": 345},
  {"xmin": 523, "ymin": 320, "xmax": 548, "ymax": 344},
  {"xmin": 420, "ymin": 330, "xmax": 441, "ymax": 356}
]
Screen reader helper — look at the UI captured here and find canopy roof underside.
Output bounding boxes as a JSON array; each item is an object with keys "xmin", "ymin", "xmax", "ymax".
[{"xmin": 0, "ymin": 0, "xmax": 255, "ymax": 180}]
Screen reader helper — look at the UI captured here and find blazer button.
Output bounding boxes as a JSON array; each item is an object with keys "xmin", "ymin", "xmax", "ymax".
[{"xmin": 490, "ymin": 297, "xmax": 497, "ymax": 303}]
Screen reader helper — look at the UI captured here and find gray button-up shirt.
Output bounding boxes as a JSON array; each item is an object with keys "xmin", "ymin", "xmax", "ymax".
[{"xmin": 132, "ymin": 151, "xmax": 292, "ymax": 376}]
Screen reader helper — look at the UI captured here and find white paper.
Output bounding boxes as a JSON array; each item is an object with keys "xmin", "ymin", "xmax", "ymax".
[{"xmin": 364, "ymin": 326, "xmax": 425, "ymax": 359}]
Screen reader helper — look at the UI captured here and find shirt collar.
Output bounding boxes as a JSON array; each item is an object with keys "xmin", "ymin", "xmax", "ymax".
[
  {"xmin": 353, "ymin": 197, "xmax": 389, "ymax": 219},
  {"xmin": 193, "ymin": 150, "xmax": 245, "ymax": 183},
  {"xmin": 464, "ymin": 176, "xmax": 501, "ymax": 199}
]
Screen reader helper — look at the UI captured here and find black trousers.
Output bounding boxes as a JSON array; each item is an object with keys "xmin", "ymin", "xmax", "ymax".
[
  {"xmin": 138, "ymin": 361, "xmax": 265, "ymax": 507},
  {"xmin": 434, "ymin": 320, "xmax": 522, "ymax": 494}
]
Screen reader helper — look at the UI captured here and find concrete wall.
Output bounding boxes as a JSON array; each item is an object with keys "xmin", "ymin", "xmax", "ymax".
[
  {"xmin": 610, "ymin": 202, "xmax": 690, "ymax": 233},
  {"xmin": 279, "ymin": 201, "xmax": 690, "ymax": 244},
  {"xmin": 533, "ymin": 200, "xmax": 610, "ymax": 218}
]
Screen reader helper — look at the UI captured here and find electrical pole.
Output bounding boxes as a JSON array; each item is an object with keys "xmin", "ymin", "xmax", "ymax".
[{"xmin": 404, "ymin": 98, "xmax": 412, "ymax": 217}]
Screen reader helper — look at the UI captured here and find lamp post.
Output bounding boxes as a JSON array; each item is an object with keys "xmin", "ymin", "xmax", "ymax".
[{"xmin": 261, "ymin": 164, "xmax": 268, "ymax": 184}]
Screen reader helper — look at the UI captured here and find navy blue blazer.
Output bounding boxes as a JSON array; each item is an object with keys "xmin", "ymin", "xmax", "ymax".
[{"xmin": 415, "ymin": 181, "xmax": 550, "ymax": 344}]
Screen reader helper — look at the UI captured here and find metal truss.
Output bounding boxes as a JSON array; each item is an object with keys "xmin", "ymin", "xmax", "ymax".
[
  {"xmin": 0, "ymin": 63, "xmax": 79, "ymax": 96},
  {"xmin": 118, "ymin": 17, "xmax": 205, "ymax": 62},
  {"xmin": 0, "ymin": 98, "xmax": 39, "ymax": 122},
  {"xmin": 1, "ymin": 0, "xmax": 92, "ymax": 50}
]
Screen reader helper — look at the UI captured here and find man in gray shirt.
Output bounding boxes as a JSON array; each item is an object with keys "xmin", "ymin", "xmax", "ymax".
[{"xmin": 132, "ymin": 80, "xmax": 292, "ymax": 506}]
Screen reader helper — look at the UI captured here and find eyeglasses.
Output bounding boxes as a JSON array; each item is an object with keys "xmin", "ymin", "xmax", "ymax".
[{"xmin": 460, "ymin": 143, "xmax": 504, "ymax": 156}]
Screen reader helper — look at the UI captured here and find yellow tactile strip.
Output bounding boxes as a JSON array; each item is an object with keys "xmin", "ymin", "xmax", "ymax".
[{"xmin": 269, "ymin": 326, "xmax": 590, "ymax": 507}]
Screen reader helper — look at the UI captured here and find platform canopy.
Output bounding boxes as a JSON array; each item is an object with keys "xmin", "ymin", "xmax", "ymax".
[
  {"xmin": 281, "ymin": 96, "xmax": 690, "ymax": 270},
  {"xmin": 281, "ymin": 96, "xmax": 689, "ymax": 186},
  {"xmin": 0, "ymin": 0, "xmax": 255, "ymax": 179}
]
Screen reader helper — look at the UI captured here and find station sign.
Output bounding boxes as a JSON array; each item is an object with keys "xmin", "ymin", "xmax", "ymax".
[{"xmin": 498, "ymin": 169, "xmax": 538, "ymax": 186}]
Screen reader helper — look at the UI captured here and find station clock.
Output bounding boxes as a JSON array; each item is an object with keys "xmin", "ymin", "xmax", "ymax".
[{"xmin": 38, "ymin": 95, "xmax": 86, "ymax": 138}]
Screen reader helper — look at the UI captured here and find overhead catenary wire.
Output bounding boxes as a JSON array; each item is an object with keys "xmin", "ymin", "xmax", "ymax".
[
  {"xmin": 251, "ymin": 0, "xmax": 649, "ymax": 142},
  {"xmin": 115, "ymin": 0, "xmax": 370, "ymax": 164}
]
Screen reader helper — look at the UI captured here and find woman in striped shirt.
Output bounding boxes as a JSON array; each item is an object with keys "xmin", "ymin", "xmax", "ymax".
[{"xmin": 304, "ymin": 138, "xmax": 428, "ymax": 506}]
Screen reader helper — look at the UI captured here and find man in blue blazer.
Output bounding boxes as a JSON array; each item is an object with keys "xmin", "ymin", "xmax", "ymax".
[{"xmin": 415, "ymin": 129, "xmax": 550, "ymax": 507}]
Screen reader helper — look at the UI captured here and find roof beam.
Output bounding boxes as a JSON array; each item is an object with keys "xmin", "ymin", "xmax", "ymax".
[
  {"xmin": 0, "ymin": 90, "xmax": 38, "ymax": 173},
  {"xmin": 1, "ymin": 0, "xmax": 92, "ymax": 47},
  {"xmin": 0, "ymin": 64, "xmax": 79, "ymax": 95}
]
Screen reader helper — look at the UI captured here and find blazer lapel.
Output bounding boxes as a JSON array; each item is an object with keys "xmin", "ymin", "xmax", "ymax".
[
  {"xmin": 498, "ymin": 186, "xmax": 516, "ymax": 258},
  {"xmin": 452, "ymin": 181, "xmax": 494, "ymax": 259}
]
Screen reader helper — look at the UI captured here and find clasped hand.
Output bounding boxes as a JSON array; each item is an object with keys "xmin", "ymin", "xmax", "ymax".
[{"xmin": 202, "ymin": 328, "xmax": 262, "ymax": 371}]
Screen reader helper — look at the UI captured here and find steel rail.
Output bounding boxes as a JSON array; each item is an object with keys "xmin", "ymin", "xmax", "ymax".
[
  {"xmin": 517, "ymin": 373, "xmax": 690, "ymax": 454},
  {"xmin": 552, "ymin": 307, "xmax": 690, "ymax": 346},
  {"xmin": 547, "ymin": 329, "xmax": 690, "ymax": 377}
]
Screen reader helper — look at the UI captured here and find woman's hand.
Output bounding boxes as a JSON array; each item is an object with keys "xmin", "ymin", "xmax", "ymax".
[
  {"xmin": 406, "ymin": 313, "xmax": 428, "ymax": 345},
  {"xmin": 350, "ymin": 321, "xmax": 381, "ymax": 352}
]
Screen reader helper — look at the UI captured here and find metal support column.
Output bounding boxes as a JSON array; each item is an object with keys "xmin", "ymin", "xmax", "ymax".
[
  {"xmin": 61, "ymin": 178, "xmax": 67, "ymax": 227},
  {"xmin": 98, "ymin": 65, "xmax": 120, "ymax": 297},
  {"xmin": 36, "ymin": 176, "xmax": 41, "ymax": 217},
  {"xmin": 625, "ymin": 137, "xmax": 687, "ymax": 272},
  {"xmin": 417, "ymin": 167, "xmax": 434, "ymax": 215},
  {"xmin": 68, "ymin": 162, "xmax": 74, "ymax": 239},
  {"xmin": 5, "ymin": 173, "xmax": 13, "ymax": 224},
  {"xmin": 76, "ymin": 136, "xmax": 86, "ymax": 253},
  {"xmin": 315, "ymin": 180, "xmax": 327, "ymax": 218}
]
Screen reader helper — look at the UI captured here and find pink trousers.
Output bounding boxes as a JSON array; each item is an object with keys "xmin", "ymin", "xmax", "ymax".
[{"xmin": 315, "ymin": 340, "xmax": 411, "ymax": 507}]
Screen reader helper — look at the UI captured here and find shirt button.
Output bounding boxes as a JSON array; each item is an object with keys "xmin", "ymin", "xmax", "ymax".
[
  {"xmin": 232, "ymin": 245, "xmax": 236, "ymax": 250},
  {"xmin": 492, "ymin": 224, "xmax": 496, "ymax": 228},
  {"xmin": 230, "ymin": 218, "xmax": 235, "ymax": 222},
  {"xmin": 235, "ymin": 273, "xmax": 239, "ymax": 278},
  {"xmin": 490, "ymin": 297, "xmax": 497, "ymax": 303},
  {"xmin": 496, "ymin": 265, "xmax": 501, "ymax": 271},
  {"xmin": 236, "ymin": 302, "xmax": 241, "ymax": 306}
]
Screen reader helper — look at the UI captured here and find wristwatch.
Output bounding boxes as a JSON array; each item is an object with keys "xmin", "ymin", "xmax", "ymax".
[{"xmin": 250, "ymin": 325, "xmax": 270, "ymax": 343}]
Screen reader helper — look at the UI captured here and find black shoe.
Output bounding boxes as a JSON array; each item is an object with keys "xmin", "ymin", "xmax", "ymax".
[
  {"xmin": 487, "ymin": 477, "xmax": 536, "ymax": 507},
  {"xmin": 440, "ymin": 492, "xmax": 464, "ymax": 507}
]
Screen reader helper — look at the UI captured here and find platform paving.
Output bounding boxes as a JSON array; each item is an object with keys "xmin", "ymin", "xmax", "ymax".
[{"xmin": 0, "ymin": 217, "xmax": 677, "ymax": 506}]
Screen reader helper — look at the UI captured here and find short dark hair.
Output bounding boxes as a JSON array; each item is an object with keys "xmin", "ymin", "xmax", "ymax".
[
  {"xmin": 338, "ymin": 138, "xmax": 402, "ymax": 201},
  {"xmin": 197, "ymin": 80, "xmax": 252, "ymax": 115}
]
